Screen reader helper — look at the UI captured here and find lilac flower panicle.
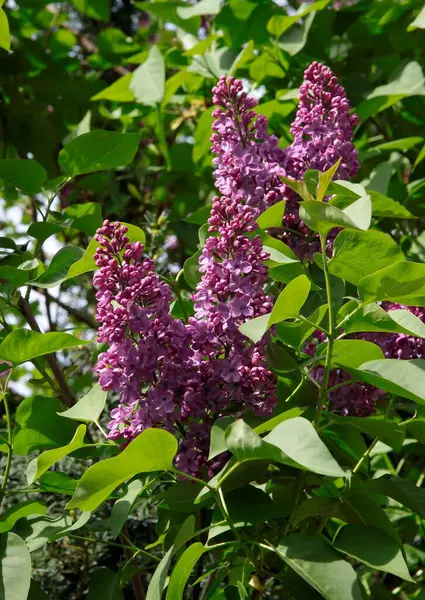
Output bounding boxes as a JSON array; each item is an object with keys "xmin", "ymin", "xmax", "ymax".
[
  {"xmin": 94, "ymin": 221, "xmax": 196, "ymax": 444},
  {"xmin": 190, "ymin": 76, "xmax": 278, "ymax": 421},
  {"xmin": 211, "ymin": 76, "xmax": 287, "ymax": 213},
  {"xmin": 93, "ymin": 78, "xmax": 281, "ymax": 478},
  {"xmin": 283, "ymin": 62, "xmax": 360, "ymax": 258}
]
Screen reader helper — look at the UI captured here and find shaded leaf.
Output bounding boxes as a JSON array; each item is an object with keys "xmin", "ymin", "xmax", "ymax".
[
  {"xmin": 59, "ymin": 130, "xmax": 140, "ymax": 176},
  {"xmin": 275, "ymin": 534, "xmax": 363, "ymax": 600},
  {"xmin": 0, "ymin": 160, "xmax": 46, "ymax": 196},
  {"xmin": 333, "ymin": 525, "xmax": 413, "ymax": 582}
]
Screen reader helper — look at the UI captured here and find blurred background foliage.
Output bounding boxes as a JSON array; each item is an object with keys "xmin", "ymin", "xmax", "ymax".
[{"xmin": 1, "ymin": 0, "xmax": 425, "ymax": 597}]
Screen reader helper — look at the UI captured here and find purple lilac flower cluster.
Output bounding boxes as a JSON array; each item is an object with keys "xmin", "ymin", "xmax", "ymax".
[
  {"xmin": 283, "ymin": 62, "xmax": 360, "ymax": 258},
  {"xmin": 313, "ymin": 303, "xmax": 425, "ymax": 417},
  {"xmin": 210, "ymin": 76, "xmax": 286, "ymax": 213},
  {"xmin": 93, "ymin": 77, "xmax": 282, "ymax": 474},
  {"xmin": 93, "ymin": 66, "xmax": 404, "ymax": 469},
  {"xmin": 93, "ymin": 222, "xmax": 196, "ymax": 440}
]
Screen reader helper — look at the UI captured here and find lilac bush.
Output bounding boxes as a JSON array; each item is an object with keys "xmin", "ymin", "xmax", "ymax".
[{"xmin": 93, "ymin": 65, "xmax": 424, "ymax": 471}]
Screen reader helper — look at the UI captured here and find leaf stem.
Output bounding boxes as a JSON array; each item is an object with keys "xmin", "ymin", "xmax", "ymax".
[
  {"xmin": 0, "ymin": 385, "xmax": 13, "ymax": 506},
  {"xmin": 283, "ymin": 472, "xmax": 305, "ymax": 536},
  {"xmin": 352, "ymin": 438, "xmax": 379, "ymax": 474},
  {"xmin": 314, "ymin": 234, "xmax": 335, "ymax": 428},
  {"xmin": 67, "ymin": 533, "xmax": 160, "ymax": 563},
  {"xmin": 297, "ymin": 314, "xmax": 330, "ymax": 337},
  {"xmin": 25, "ymin": 177, "xmax": 71, "ymax": 302},
  {"xmin": 156, "ymin": 104, "xmax": 171, "ymax": 170}
]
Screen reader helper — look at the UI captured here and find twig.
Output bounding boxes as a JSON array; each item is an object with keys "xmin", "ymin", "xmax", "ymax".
[
  {"xmin": 44, "ymin": 291, "xmax": 98, "ymax": 329},
  {"xmin": 121, "ymin": 526, "xmax": 146, "ymax": 600},
  {"xmin": 17, "ymin": 294, "xmax": 74, "ymax": 407}
]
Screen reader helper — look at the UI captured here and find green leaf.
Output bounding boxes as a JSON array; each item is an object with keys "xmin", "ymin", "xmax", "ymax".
[
  {"xmin": 343, "ymin": 303, "xmax": 425, "ymax": 338},
  {"xmin": 166, "ymin": 543, "xmax": 205, "ymax": 600},
  {"xmin": 0, "ymin": 502, "xmax": 47, "ymax": 534},
  {"xmin": 278, "ymin": 10, "xmax": 316, "ymax": 56},
  {"xmin": 193, "ymin": 110, "xmax": 214, "ymax": 163},
  {"xmin": 64, "ymin": 222, "xmax": 145, "ymax": 281},
  {"xmin": 29, "ymin": 246, "xmax": 84, "ymax": 288},
  {"xmin": 208, "ymin": 416, "xmax": 234, "ymax": 461},
  {"xmin": 130, "ymin": 46, "xmax": 165, "ymax": 106},
  {"xmin": 414, "ymin": 143, "xmax": 425, "ymax": 170},
  {"xmin": 264, "ymin": 418, "xmax": 345, "ymax": 478},
  {"xmin": 369, "ymin": 191, "xmax": 416, "ymax": 219},
  {"xmin": 183, "ymin": 249, "xmax": 202, "ymax": 289},
  {"xmin": 293, "ymin": 496, "xmax": 347, "ymax": 527},
  {"xmin": 368, "ymin": 61, "xmax": 425, "ymax": 99},
  {"xmin": 59, "ymin": 130, "xmax": 140, "ymax": 176},
  {"xmin": 341, "ymin": 489, "xmax": 401, "ymax": 543},
  {"xmin": 257, "ymin": 200, "xmax": 286, "ymax": 229},
  {"xmin": 0, "ymin": 533, "xmax": 31, "ymax": 600},
  {"xmin": 146, "ymin": 516, "xmax": 195, "ymax": 600},
  {"xmin": 39, "ymin": 472, "xmax": 78, "ymax": 495},
  {"xmin": 275, "ymin": 534, "xmax": 363, "ymax": 600},
  {"xmin": 368, "ymin": 474, "xmax": 425, "ymax": 519},
  {"xmin": 408, "ymin": 5, "xmax": 425, "ymax": 30},
  {"xmin": 0, "ymin": 5, "xmax": 10, "ymax": 51},
  {"xmin": 374, "ymin": 137, "xmax": 423, "ymax": 152},
  {"xmin": 357, "ymin": 61, "xmax": 425, "ymax": 120},
  {"xmin": 68, "ymin": 428, "xmax": 177, "ymax": 511},
  {"xmin": 135, "ymin": 2, "xmax": 200, "ymax": 36},
  {"xmin": 27, "ymin": 222, "xmax": 63, "ymax": 244},
  {"xmin": 347, "ymin": 359, "xmax": 425, "ymax": 405},
  {"xmin": 239, "ymin": 275, "xmax": 311, "ymax": 344},
  {"xmin": 70, "ymin": 0, "xmax": 109, "ymax": 21},
  {"xmin": 327, "ymin": 415, "xmax": 405, "ymax": 451},
  {"xmin": 28, "ymin": 580, "xmax": 48, "ymax": 600},
  {"xmin": 316, "ymin": 160, "xmax": 341, "ymax": 202},
  {"xmin": 329, "ymin": 340, "xmax": 384, "ymax": 369},
  {"xmin": 0, "ymin": 329, "xmax": 90, "ymax": 365},
  {"xmin": 280, "ymin": 176, "xmax": 314, "ymax": 202},
  {"xmin": 269, "ymin": 274, "xmax": 311, "ymax": 326},
  {"xmin": 333, "ymin": 525, "xmax": 413, "ymax": 582},
  {"xmin": 177, "ymin": 0, "xmax": 220, "ymax": 18},
  {"xmin": 0, "ymin": 160, "xmax": 47, "ymax": 196},
  {"xmin": 14, "ymin": 395, "xmax": 77, "ymax": 455},
  {"xmin": 226, "ymin": 418, "xmax": 345, "ymax": 478},
  {"xmin": 86, "ymin": 568, "xmax": 123, "ymax": 600},
  {"xmin": 358, "ymin": 261, "xmax": 425, "ymax": 305},
  {"xmin": 92, "ymin": 74, "xmax": 135, "ymax": 103},
  {"xmin": 63, "ymin": 202, "xmax": 103, "ymax": 236},
  {"xmin": 239, "ymin": 314, "xmax": 270, "ymax": 344},
  {"xmin": 267, "ymin": 0, "xmax": 330, "ymax": 36},
  {"xmin": 26, "ymin": 424, "xmax": 87, "ymax": 485},
  {"xmin": 253, "ymin": 407, "xmax": 306, "ymax": 436},
  {"xmin": 276, "ymin": 304, "xmax": 328, "ymax": 349},
  {"xmin": 58, "ymin": 384, "xmax": 107, "ymax": 424},
  {"xmin": 299, "ymin": 196, "xmax": 371, "ymax": 236},
  {"xmin": 328, "ymin": 229, "xmax": 405, "ymax": 285},
  {"xmin": 109, "ymin": 477, "xmax": 151, "ymax": 537}
]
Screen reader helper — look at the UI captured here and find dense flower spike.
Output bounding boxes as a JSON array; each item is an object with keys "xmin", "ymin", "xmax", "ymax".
[
  {"xmin": 211, "ymin": 75, "xmax": 287, "ymax": 213},
  {"xmin": 93, "ymin": 221, "xmax": 196, "ymax": 440},
  {"xmin": 283, "ymin": 62, "xmax": 360, "ymax": 257},
  {"xmin": 191, "ymin": 75, "xmax": 278, "ymax": 417}
]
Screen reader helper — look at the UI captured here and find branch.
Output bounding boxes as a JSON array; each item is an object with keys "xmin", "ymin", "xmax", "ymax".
[
  {"xmin": 43, "ymin": 291, "xmax": 98, "ymax": 329},
  {"xmin": 17, "ymin": 295, "xmax": 74, "ymax": 407}
]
